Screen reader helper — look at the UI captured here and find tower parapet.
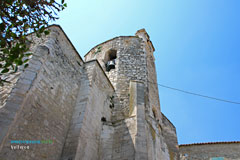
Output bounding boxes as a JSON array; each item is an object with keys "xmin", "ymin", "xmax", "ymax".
[{"xmin": 135, "ymin": 28, "xmax": 155, "ymax": 53}]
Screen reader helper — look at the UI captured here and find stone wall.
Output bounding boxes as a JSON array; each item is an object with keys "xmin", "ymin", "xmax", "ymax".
[
  {"xmin": 0, "ymin": 71, "xmax": 22, "ymax": 144},
  {"xmin": 85, "ymin": 29, "xmax": 179, "ymax": 160},
  {"xmin": 0, "ymin": 25, "xmax": 83, "ymax": 160},
  {"xmin": 61, "ymin": 60, "xmax": 114, "ymax": 160},
  {"xmin": 162, "ymin": 113, "xmax": 179, "ymax": 160},
  {"xmin": 0, "ymin": 25, "xmax": 180, "ymax": 160},
  {"xmin": 135, "ymin": 29, "xmax": 162, "ymax": 123},
  {"xmin": 0, "ymin": 73, "xmax": 21, "ymax": 109},
  {"xmin": 85, "ymin": 36, "xmax": 147, "ymax": 121},
  {"xmin": 179, "ymin": 142, "xmax": 240, "ymax": 160}
]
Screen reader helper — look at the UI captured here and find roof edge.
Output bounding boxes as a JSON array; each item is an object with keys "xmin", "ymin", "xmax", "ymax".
[
  {"xmin": 179, "ymin": 141, "xmax": 240, "ymax": 147},
  {"xmin": 48, "ymin": 24, "xmax": 84, "ymax": 62},
  {"xmin": 84, "ymin": 36, "xmax": 138, "ymax": 57},
  {"xmin": 84, "ymin": 59, "xmax": 115, "ymax": 91},
  {"xmin": 162, "ymin": 113, "xmax": 176, "ymax": 129}
]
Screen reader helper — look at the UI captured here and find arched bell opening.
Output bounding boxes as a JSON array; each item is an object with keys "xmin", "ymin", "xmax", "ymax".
[{"xmin": 105, "ymin": 49, "xmax": 117, "ymax": 72}]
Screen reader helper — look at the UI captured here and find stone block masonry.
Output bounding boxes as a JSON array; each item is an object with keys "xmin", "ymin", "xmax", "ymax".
[
  {"xmin": 84, "ymin": 28, "xmax": 179, "ymax": 160},
  {"xmin": 0, "ymin": 26, "xmax": 83, "ymax": 160},
  {"xmin": 0, "ymin": 25, "xmax": 180, "ymax": 160},
  {"xmin": 61, "ymin": 60, "xmax": 114, "ymax": 160},
  {"xmin": 179, "ymin": 142, "xmax": 240, "ymax": 160},
  {"xmin": 3, "ymin": 25, "xmax": 236, "ymax": 160}
]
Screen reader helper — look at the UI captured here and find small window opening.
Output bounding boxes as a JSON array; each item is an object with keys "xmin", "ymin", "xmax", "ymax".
[
  {"xmin": 109, "ymin": 95, "xmax": 114, "ymax": 109},
  {"xmin": 109, "ymin": 104, "xmax": 114, "ymax": 109},
  {"xmin": 101, "ymin": 117, "xmax": 106, "ymax": 122},
  {"xmin": 105, "ymin": 49, "xmax": 117, "ymax": 71}
]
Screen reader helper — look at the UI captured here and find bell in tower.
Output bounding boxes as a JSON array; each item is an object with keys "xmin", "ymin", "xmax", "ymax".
[
  {"xmin": 106, "ymin": 59, "xmax": 116, "ymax": 71},
  {"xmin": 105, "ymin": 49, "xmax": 117, "ymax": 72}
]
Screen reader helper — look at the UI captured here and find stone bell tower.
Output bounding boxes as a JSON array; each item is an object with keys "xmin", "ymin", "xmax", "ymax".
[
  {"xmin": 85, "ymin": 29, "xmax": 161, "ymax": 122},
  {"xmin": 84, "ymin": 29, "xmax": 175, "ymax": 160}
]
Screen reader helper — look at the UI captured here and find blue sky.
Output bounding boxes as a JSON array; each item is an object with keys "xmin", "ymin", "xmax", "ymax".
[{"xmin": 55, "ymin": 0, "xmax": 240, "ymax": 144}]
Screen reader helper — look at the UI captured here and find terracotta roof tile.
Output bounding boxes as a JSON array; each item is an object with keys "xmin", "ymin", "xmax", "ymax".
[{"xmin": 179, "ymin": 141, "xmax": 240, "ymax": 147}]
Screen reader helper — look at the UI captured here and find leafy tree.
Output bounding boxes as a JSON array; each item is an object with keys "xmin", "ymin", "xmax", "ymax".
[{"xmin": 0, "ymin": 0, "xmax": 67, "ymax": 85}]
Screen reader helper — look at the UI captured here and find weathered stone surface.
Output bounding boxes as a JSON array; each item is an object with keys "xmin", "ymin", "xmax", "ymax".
[
  {"xmin": 162, "ymin": 113, "xmax": 179, "ymax": 160},
  {"xmin": 85, "ymin": 28, "xmax": 177, "ymax": 160},
  {"xmin": 3, "ymin": 25, "xmax": 237, "ymax": 160},
  {"xmin": 0, "ymin": 25, "xmax": 83, "ymax": 160},
  {"xmin": 179, "ymin": 142, "xmax": 240, "ymax": 160},
  {"xmin": 61, "ymin": 60, "xmax": 114, "ymax": 160}
]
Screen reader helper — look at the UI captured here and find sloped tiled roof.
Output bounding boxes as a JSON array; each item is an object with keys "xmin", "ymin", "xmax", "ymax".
[{"xmin": 179, "ymin": 141, "xmax": 240, "ymax": 147}]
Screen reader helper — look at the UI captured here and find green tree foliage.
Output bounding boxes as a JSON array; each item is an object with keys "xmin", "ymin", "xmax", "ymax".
[{"xmin": 0, "ymin": 0, "xmax": 67, "ymax": 85}]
